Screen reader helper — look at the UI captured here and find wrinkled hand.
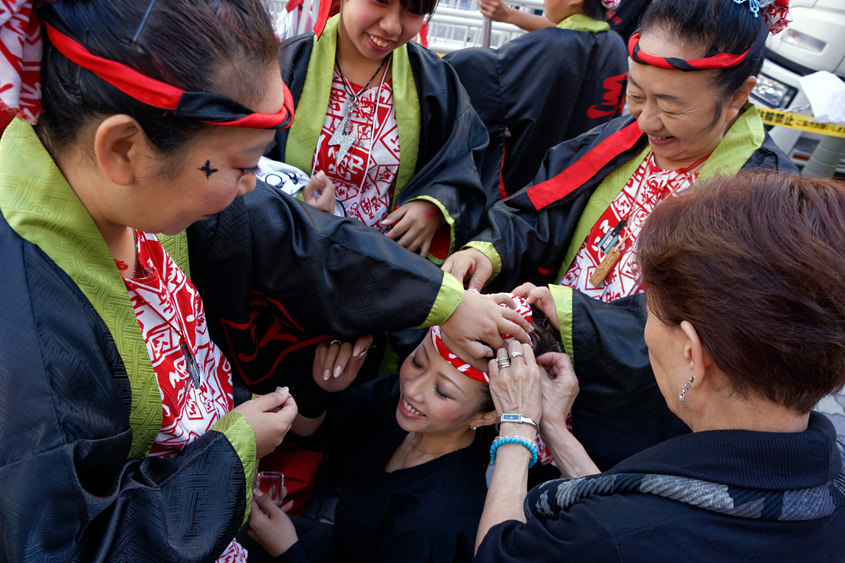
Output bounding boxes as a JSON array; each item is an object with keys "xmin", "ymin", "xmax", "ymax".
[
  {"xmin": 440, "ymin": 291, "xmax": 532, "ymax": 370},
  {"xmin": 487, "ymin": 341, "xmax": 543, "ymax": 423},
  {"xmin": 477, "ymin": 0, "xmax": 513, "ymax": 21},
  {"xmin": 537, "ymin": 352, "xmax": 578, "ymax": 431},
  {"xmin": 512, "ymin": 282, "xmax": 558, "ymax": 331},
  {"xmin": 442, "ymin": 248, "xmax": 493, "ymax": 292},
  {"xmin": 302, "ymin": 171, "xmax": 336, "ymax": 214},
  {"xmin": 232, "ymin": 387, "xmax": 298, "ymax": 458},
  {"xmin": 312, "ymin": 334, "xmax": 374, "ymax": 392},
  {"xmin": 248, "ymin": 488, "xmax": 298, "ymax": 558},
  {"xmin": 382, "ymin": 200, "xmax": 444, "ymax": 256}
]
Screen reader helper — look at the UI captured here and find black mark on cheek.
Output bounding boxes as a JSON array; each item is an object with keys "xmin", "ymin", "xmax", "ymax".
[{"xmin": 198, "ymin": 160, "xmax": 219, "ymax": 178}]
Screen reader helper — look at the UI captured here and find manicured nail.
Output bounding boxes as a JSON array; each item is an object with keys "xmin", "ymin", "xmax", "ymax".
[
  {"xmin": 333, "ymin": 365, "xmax": 342, "ymax": 378},
  {"xmin": 323, "ymin": 369, "xmax": 331, "ymax": 381}
]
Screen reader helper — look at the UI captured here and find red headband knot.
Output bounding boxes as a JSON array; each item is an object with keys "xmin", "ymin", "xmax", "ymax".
[{"xmin": 429, "ymin": 294, "xmax": 533, "ymax": 384}]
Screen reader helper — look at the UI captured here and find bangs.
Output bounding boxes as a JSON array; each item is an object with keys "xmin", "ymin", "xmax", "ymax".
[{"xmin": 402, "ymin": 0, "xmax": 438, "ymax": 16}]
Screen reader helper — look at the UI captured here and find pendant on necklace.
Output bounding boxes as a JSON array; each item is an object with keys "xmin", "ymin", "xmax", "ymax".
[
  {"xmin": 590, "ymin": 231, "xmax": 628, "ymax": 288},
  {"xmin": 329, "ymin": 99, "xmax": 357, "ymax": 165},
  {"xmin": 180, "ymin": 341, "xmax": 202, "ymax": 388}
]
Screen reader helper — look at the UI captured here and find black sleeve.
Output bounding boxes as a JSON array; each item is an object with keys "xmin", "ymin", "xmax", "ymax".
[
  {"xmin": 188, "ymin": 183, "xmax": 453, "ymax": 393},
  {"xmin": 568, "ymin": 291, "xmax": 689, "ymax": 470}
]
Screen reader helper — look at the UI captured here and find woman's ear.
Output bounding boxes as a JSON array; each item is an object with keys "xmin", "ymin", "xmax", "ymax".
[
  {"xmin": 726, "ymin": 76, "xmax": 756, "ymax": 118},
  {"xmin": 679, "ymin": 320, "xmax": 712, "ymax": 384},
  {"xmin": 472, "ymin": 409, "xmax": 500, "ymax": 429},
  {"xmin": 93, "ymin": 114, "xmax": 148, "ymax": 186}
]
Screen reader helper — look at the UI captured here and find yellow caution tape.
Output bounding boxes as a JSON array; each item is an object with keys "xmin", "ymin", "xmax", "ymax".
[{"xmin": 757, "ymin": 107, "xmax": 845, "ymax": 138}]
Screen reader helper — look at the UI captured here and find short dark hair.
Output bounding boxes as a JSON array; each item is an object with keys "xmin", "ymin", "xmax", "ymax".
[
  {"xmin": 36, "ymin": 0, "xmax": 279, "ymax": 155},
  {"xmin": 583, "ymin": 0, "xmax": 608, "ymax": 21},
  {"xmin": 638, "ymin": 0, "xmax": 767, "ymax": 101},
  {"xmin": 402, "ymin": 0, "xmax": 440, "ymax": 17},
  {"xmin": 638, "ymin": 172, "xmax": 845, "ymax": 413}
]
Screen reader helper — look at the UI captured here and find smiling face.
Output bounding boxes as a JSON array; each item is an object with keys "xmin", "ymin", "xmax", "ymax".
[
  {"xmin": 337, "ymin": 0, "xmax": 426, "ymax": 64},
  {"xmin": 135, "ymin": 63, "xmax": 283, "ymax": 235},
  {"xmin": 626, "ymin": 28, "xmax": 746, "ymax": 170},
  {"xmin": 396, "ymin": 336, "xmax": 494, "ymax": 436}
]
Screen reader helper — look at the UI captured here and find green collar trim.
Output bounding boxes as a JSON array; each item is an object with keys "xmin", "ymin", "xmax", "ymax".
[
  {"xmin": 285, "ymin": 15, "xmax": 420, "ymax": 202},
  {"xmin": 556, "ymin": 105, "xmax": 764, "ymax": 280},
  {"xmin": 0, "ymin": 119, "xmax": 163, "ymax": 459},
  {"xmin": 556, "ymin": 13, "xmax": 610, "ymax": 33}
]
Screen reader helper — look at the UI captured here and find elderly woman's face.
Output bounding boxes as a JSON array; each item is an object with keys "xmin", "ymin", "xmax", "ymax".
[
  {"xmin": 627, "ymin": 28, "xmax": 743, "ymax": 171},
  {"xmin": 396, "ymin": 337, "xmax": 491, "ymax": 435}
]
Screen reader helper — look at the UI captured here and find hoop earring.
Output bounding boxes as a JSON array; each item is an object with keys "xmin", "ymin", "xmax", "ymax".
[{"xmin": 678, "ymin": 375, "xmax": 695, "ymax": 402}]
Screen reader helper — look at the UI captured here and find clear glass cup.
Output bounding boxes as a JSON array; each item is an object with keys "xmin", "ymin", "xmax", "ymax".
[{"xmin": 253, "ymin": 471, "xmax": 284, "ymax": 506}]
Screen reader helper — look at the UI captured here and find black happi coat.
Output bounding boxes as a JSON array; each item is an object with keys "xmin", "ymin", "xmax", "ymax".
[
  {"xmin": 270, "ymin": 18, "xmax": 494, "ymax": 259},
  {"xmin": 0, "ymin": 120, "xmax": 461, "ymax": 562},
  {"xmin": 445, "ymin": 16, "xmax": 628, "ymax": 196}
]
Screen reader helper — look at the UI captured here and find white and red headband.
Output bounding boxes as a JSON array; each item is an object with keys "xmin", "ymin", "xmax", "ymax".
[{"xmin": 429, "ymin": 294, "xmax": 533, "ymax": 384}]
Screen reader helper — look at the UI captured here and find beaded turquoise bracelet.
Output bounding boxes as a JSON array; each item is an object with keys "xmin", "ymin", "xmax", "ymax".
[{"xmin": 489, "ymin": 435, "xmax": 539, "ymax": 468}]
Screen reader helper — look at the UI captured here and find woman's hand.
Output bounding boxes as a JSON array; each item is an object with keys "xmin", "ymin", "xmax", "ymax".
[
  {"xmin": 312, "ymin": 334, "xmax": 374, "ymax": 393},
  {"xmin": 512, "ymin": 282, "xmax": 558, "ymax": 331},
  {"xmin": 233, "ymin": 388, "xmax": 298, "ymax": 459},
  {"xmin": 442, "ymin": 248, "xmax": 494, "ymax": 292},
  {"xmin": 247, "ymin": 488, "xmax": 298, "ymax": 558},
  {"xmin": 487, "ymin": 341, "xmax": 543, "ymax": 428},
  {"xmin": 477, "ymin": 0, "xmax": 513, "ymax": 22},
  {"xmin": 440, "ymin": 291, "xmax": 532, "ymax": 370},
  {"xmin": 302, "ymin": 170, "xmax": 336, "ymax": 214},
  {"xmin": 382, "ymin": 200, "xmax": 444, "ymax": 256},
  {"xmin": 537, "ymin": 352, "xmax": 578, "ymax": 430}
]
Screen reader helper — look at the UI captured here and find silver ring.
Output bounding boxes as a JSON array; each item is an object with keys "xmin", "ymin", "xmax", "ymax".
[
  {"xmin": 497, "ymin": 357, "xmax": 511, "ymax": 369},
  {"xmin": 330, "ymin": 339, "xmax": 342, "ymax": 346},
  {"xmin": 510, "ymin": 351, "xmax": 524, "ymax": 360}
]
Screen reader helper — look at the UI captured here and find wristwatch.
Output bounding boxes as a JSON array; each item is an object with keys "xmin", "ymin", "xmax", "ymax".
[{"xmin": 499, "ymin": 413, "xmax": 539, "ymax": 430}]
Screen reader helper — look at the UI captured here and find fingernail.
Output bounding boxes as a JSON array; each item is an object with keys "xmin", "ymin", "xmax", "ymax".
[
  {"xmin": 254, "ymin": 489, "xmax": 263, "ymax": 498},
  {"xmin": 323, "ymin": 369, "xmax": 331, "ymax": 381},
  {"xmin": 333, "ymin": 365, "xmax": 342, "ymax": 378}
]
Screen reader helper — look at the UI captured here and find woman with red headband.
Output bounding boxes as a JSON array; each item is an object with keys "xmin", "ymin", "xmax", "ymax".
[
  {"xmin": 244, "ymin": 296, "xmax": 564, "ymax": 563},
  {"xmin": 444, "ymin": 0, "xmax": 796, "ymax": 469},
  {"xmin": 0, "ymin": 1, "xmax": 530, "ymax": 561},
  {"xmin": 267, "ymin": 0, "xmax": 495, "ymax": 262}
]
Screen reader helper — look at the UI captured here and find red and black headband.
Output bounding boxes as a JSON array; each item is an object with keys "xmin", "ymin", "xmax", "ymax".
[
  {"xmin": 627, "ymin": 31, "xmax": 751, "ymax": 71},
  {"xmin": 43, "ymin": 22, "xmax": 294, "ymax": 129}
]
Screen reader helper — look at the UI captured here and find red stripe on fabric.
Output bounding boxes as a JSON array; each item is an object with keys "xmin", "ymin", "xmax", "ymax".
[
  {"xmin": 537, "ymin": 266, "xmax": 555, "ymax": 276},
  {"xmin": 286, "ymin": 0, "xmax": 304, "ymax": 12},
  {"xmin": 313, "ymin": 0, "xmax": 333, "ymax": 38},
  {"xmin": 525, "ymin": 121, "xmax": 643, "ymax": 210},
  {"xmin": 45, "ymin": 23, "xmax": 184, "ymax": 110}
]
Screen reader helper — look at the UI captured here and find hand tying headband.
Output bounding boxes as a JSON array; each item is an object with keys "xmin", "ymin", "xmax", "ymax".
[
  {"xmin": 429, "ymin": 294, "xmax": 533, "ymax": 384},
  {"xmin": 627, "ymin": 0, "xmax": 790, "ymax": 72}
]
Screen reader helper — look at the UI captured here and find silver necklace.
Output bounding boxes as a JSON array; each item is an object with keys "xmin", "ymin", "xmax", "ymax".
[{"xmin": 328, "ymin": 56, "xmax": 389, "ymax": 165}]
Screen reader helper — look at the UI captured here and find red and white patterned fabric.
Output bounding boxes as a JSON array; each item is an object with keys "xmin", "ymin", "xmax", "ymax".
[
  {"xmin": 561, "ymin": 152, "xmax": 702, "ymax": 302},
  {"xmin": 313, "ymin": 69, "xmax": 399, "ymax": 232},
  {"xmin": 121, "ymin": 232, "xmax": 246, "ymax": 563},
  {"xmin": 0, "ymin": 0, "xmax": 43, "ymax": 124},
  {"xmin": 761, "ymin": 0, "xmax": 791, "ymax": 35},
  {"xmin": 429, "ymin": 294, "xmax": 533, "ymax": 383}
]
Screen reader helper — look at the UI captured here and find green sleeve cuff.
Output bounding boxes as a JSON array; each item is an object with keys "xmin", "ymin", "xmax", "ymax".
[
  {"xmin": 212, "ymin": 412, "xmax": 258, "ymax": 526},
  {"xmin": 549, "ymin": 284, "xmax": 574, "ymax": 361},
  {"xmin": 463, "ymin": 240, "xmax": 502, "ymax": 281},
  {"xmin": 406, "ymin": 195, "xmax": 455, "ymax": 262},
  {"xmin": 417, "ymin": 272, "xmax": 464, "ymax": 328}
]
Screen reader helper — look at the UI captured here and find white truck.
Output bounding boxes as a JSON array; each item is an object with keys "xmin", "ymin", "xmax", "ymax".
[{"xmin": 750, "ymin": 0, "xmax": 845, "ymax": 178}]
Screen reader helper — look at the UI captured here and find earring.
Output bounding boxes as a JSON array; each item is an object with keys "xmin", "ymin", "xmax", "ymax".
[
  {"xmin": 678, "ymin": 375, "xmax": 695, "ymax": 402},
  {"xmin": 471, "ymin": 425, "xmax": 478, "ymax": 431}
]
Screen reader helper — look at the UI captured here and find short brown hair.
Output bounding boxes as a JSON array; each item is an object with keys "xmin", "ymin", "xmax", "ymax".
[{"xmin": 638, "ymin": 172, "xmax": 845, "ymax": 413}]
